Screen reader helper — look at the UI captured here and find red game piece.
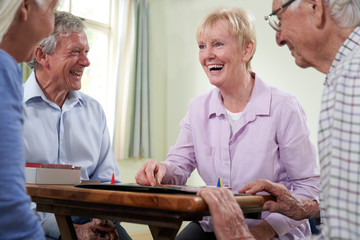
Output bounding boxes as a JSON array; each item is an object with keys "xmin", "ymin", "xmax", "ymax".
[{"xmin": 110, "ymin": 173, "xmax": 115, "ymax": 184}]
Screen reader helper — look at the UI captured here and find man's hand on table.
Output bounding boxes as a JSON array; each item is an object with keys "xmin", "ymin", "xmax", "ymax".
[
  {"xmin": 239, "ymin": 179, "xmax": 319, "ymax": 220},
  {"xmin": 197, "ymin": 187, "xmax": 255, "ymax": 240},
  {"xmin": 74, "ymin": 218, "xmax": 118, "ymax": 240}
]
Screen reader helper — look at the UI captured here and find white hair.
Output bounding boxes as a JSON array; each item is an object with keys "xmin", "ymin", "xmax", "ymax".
[
  {"xmin": 0, "ymin": 0, "xmax": 22, "ymax": 43},
  {"xmin": 325, "ymin": 0, "xmax": 360, "ymax": 27},
  {"xmin": 282, "ymin": 0, "xmax": 360, "ymax": 28}
]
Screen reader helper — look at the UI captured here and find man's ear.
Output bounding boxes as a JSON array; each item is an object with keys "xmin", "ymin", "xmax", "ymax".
[
  {"xmin": 308, "ymin": 0, "xmax": 325, "ymax": 29},
  {"xmin": 34, "ymin": 46, "xmax": 49, "ymax": 68},
  {"xmin": 242, "ymin": 40, "xmax": 255, "ymax": 62}
]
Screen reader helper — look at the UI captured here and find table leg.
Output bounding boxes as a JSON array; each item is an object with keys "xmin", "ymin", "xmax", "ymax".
[
  {"xmin": 55, "ymin": 215, "xmax": 78, "ymax": 240},
  {"xmin": 149, "ymin": 225, "xmax": 180, "ymax": 240}
]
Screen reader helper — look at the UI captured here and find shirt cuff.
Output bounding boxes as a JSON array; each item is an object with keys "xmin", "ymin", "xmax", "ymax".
[
  {"xmin": 162, "ymin": 162, "xmax": 174, "ymax": 183},
  {"xmin": 161, "ymin": 162, "xmax": 187, "ymax": 185}
]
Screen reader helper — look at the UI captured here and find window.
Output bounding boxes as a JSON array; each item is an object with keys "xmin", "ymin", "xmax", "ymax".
[{"xmin": 58, "ymin": 0, "xmax": 122, "ymax": 141}]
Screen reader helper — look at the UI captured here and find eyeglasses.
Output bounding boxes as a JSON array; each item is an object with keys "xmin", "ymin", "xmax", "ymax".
[{"xmin": 264, "ymin": 0, "xmax": 296, "ymax": 31}]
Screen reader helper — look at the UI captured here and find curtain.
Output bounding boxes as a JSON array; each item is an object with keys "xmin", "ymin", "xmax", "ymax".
[
  {"xmin": 113, "ymin": 0, "xmax": 151, "ymax": 160},
  {"xmin": 20, "ymin": 63, "xmax": 31, "ymax": 82},
  {"xmin": 130, "ymin": 0, "xmax": 150, "ymax": 158}
]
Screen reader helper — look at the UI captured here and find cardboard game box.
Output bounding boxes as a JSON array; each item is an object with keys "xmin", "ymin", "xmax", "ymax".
[{"xmin": 25, "ymin": 162, "xmax": 81, "ymax": 185}]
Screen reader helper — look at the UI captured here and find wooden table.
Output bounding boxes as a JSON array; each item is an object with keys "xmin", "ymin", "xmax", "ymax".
[{"xmin": 27, "ymin": 184, "xmax": 273, "ymax": 240}]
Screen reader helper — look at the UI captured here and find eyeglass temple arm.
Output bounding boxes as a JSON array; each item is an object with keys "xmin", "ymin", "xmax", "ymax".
[{"xmin": 270, "ymin": 0, "xmax": 296, "ymax": 16}]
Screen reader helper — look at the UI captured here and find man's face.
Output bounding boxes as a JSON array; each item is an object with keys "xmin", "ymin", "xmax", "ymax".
[
  {"xmin": 47, "ymin": 31, "xmax": 90, "ymax": 91},
  {"xmin": 272, "ymin": 0, "xmax": 317, "ymax": 69}
]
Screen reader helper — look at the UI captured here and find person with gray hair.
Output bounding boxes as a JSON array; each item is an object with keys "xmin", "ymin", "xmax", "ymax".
[
  {"xmin": 136, "ymin": 6, "xmax": 320, "ymax": 240},
  {"xmin": 27, "ymin": 10, "xmax": 86, "ymax": 69},
  {"xmin": 23, "ymin": 11, "xmax": 131, "ymax": 240},
  {"xmin": 198, "ymin": 0, "xmax": 360, "ymax": 239},
  {"xmin": 0, "ymin": 0, "xmax": 58, "ymax": 239}
]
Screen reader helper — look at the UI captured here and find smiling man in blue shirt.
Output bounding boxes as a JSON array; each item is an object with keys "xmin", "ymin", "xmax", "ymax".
[{"xmin": 23, "ymin": 11, "xmax": 131, "ymax": 240}]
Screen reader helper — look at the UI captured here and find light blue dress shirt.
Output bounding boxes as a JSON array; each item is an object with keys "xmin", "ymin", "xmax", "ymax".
[{"xmin": 23, "ymin": 71, "xmax": 120, "ymax": 239}]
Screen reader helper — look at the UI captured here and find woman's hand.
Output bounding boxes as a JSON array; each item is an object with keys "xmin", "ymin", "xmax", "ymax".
[{"xmin": 135, "ymin": 159, "xmax": 166, "ymax": 186}]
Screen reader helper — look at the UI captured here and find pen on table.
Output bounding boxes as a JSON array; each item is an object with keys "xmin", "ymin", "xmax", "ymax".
[{"xmin": 217, "ymin": 177, "xmax": 223, "ymax": 188}]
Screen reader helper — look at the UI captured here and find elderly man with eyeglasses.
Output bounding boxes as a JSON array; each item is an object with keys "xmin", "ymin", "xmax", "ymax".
[{"xmin": 198, "ymin": 0, "xmax": 360, "ymax": 239}]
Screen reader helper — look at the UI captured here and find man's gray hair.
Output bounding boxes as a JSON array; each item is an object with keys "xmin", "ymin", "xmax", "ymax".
[
  {"xmin": 27, "ymin": 11, "xmax": 85, "ymax": 69},
  {"xmin": 282, "ymin": 0, "xmax": 360, "ymax": 28},
  {"xmin": 325, "ymin": 0, "xmax": 360, "ymax": 28}
]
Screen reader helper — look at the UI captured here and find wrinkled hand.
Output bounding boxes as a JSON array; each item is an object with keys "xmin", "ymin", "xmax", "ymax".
[
  {"xmin": 74, "ymin": 218, "xmax": 118, "ymax": 240},
  {"xmin": 197, "ymin": 187, "xmax": 254, "ymax": 240},
  {"xmin": 249, "ymin": 221, "xmax": 276, "ymax": 240},
  {"xmin": 239, "ymin": 179, "xmax": 318, "ymax": 220},
  {"xmin": 135, "ymin": 159, "xmax": 166, "ymax": 186}
]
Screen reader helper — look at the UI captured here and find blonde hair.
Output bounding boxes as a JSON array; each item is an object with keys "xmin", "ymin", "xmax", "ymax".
[
  {"xmin": 196, "ymin": 7, "xmax": 257, "ymax": 71},
  {"xmin": 0, "ymin": 0, "xmax": 22, "ymax": 43}
]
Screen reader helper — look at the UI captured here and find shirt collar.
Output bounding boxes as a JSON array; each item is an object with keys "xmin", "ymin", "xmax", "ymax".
[
  {"xmin": 325, "ymin": 26, "xmax": 360, "ymax": 86},
  {"xmin": 23, "ymin": 71, "xmax": 84, "ymax": 108},
  {"xmin": 208, "ymin": 72, "xmax": 271, "ymax": 118}
]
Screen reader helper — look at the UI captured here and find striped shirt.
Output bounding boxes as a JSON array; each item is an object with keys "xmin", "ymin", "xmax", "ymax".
[{"xmin": 317, "ymin": 26, "xmax": 360, "ymax": 239}]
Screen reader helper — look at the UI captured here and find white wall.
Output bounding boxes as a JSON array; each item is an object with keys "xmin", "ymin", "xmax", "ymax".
[{"xmin": 149, "ymin": 0, "xmax": 325, "ymax": 168}]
